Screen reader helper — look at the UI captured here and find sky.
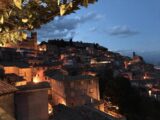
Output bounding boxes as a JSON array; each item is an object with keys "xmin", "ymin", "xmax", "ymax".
[{"xmin": 37, "ymin": 0, "xmax": 160, "ymax": 52}]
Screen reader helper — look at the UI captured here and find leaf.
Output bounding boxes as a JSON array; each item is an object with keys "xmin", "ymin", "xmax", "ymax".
[
  {"xmin": 4, "ymin": 12, "xmax": 9, "ymax": 19},
  {"xmin": 0, "ymin": 16, "xmax": 4, "ymax": 24},
  {"xmin": 28, "ymin": 24, "xmax": 33, "ymax": 29},
  {"xmin": 22, "ymin": 18, "xmax": 28, "ymax": 23},
  {"xmin": 57, "ymin": 0, "xmax": 60, "ymax": 5},
  {"xmin": 8, "ymin": 10, "xmax": 12, "ymax": 16},
  {"xmin": 69, "ymin": 2, "xmax": 73, "ymax": 8},
  {"xmin": 83, "ymin": 0, "xmax": 88, "ymax": 7},
  {"xmin": 60, "ymin": 4, "xmax": 67, "ymax": 16},
  {"xmin": 5, "ymin": 27, "xmax": 9, "ymax": 32},
  {"xmin": 59, "ymin": 2, "xmax": 73, "ymax": 16},
  {"xmin": 22, "ymin": 32, "xmax": 27, "ymax": 39},
  {"xmin": 29, "ymin": 14, "xmax": 32, "ymax": 18},
  {"xmin": 13, "ymin": 0, "xmax": 22, "ymax": 9}
]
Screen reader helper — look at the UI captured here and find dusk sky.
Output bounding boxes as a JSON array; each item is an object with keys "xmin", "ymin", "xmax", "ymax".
[{"xmin": 37, "ymin": 0, "xmax": 160, "ymax": 52}]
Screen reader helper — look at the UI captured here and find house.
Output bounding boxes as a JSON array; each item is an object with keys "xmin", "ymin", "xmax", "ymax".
[
  {"xmin": 0, "ymin": 80, "xmax": 17, "ymax": 119},
  {"xmin": 1, "ymin": 62, "xmax": 33, "ymax": 82},
  {"xmin": 15, "ymin": 82, "xmax": 50, "ymax": 120},
  {"xmin": 4, "ymin": 73, "xmax": 27, "ymax": 86},
  {"xmin": 45, "ymin": 70, "xmax": 101, "ymax": 109}
]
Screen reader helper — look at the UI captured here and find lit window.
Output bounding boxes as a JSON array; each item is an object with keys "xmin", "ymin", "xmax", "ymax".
[
  {"xmin": 80, "ymin": 81, "xmax": 84, "ymax": 85},
  {"xmin": 89, "ymin": 88, "xmax": 94, "ymax": 93},
  {"xmin": 48, "ymin": 103, "xmax": 53, "ymax": 115},
  {"xmin": 24, "ymin": 72, "xmax": 27, "ymax": 77}
]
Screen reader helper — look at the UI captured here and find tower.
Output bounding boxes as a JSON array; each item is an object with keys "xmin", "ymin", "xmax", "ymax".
[
  {"xmin": 133, "ymin": 52, "xmax": 136, "ymax": 57},
  {"xmin": 31, "ymin": 32, "xmax": 38, "ymax": 50}
]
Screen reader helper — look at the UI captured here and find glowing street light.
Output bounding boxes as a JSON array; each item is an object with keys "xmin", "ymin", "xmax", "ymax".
[{"xmin": 148, "ymin": 90, "xmax": 152, "ymax": 96}]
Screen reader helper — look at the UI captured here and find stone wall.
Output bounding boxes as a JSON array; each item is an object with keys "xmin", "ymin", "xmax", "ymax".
[
  {"xmin": 15, "ymin": 89, "xmax": 48, "ymax": 120},
  {"xmin": 0, "ymin": 94, "xmax": 15, "ymax": 118},
  {"xmin": 65, "ymin": 78, "xmax": 100, "ymax": 106},
  {"xmin": 51, "ymin": 79, "xmax": 66, "ymax": 105},
  {"xmin": 4, "ymin": 66, "xmax": 33, "ymax": 82},
  {"xmin": 50, "ymin": 77, "xmax": 100, "ymax": 107}
]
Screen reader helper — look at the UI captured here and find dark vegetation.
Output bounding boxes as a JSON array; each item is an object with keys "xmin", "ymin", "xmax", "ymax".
[
  {"xmin": 98, "ymin": 68, "xmax": 160, "ymax": 120},
  {"xmin": 40, "ymin": 39, "xmax": 108, "ymax": 51},
  {"xmin": 0, "ymin": 68, "xmax": 4, "ymax": 79}
]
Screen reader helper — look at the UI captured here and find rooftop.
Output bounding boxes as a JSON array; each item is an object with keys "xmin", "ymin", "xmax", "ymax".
[
  {"xmin": 46, "ymin": 70, "xmax": 96, "ymax": 81},
  {"xmin": 0, "ymin": 62, "xmax": 30, "ymax": 68},
  {"xmin": 52, "ymin": 104, "xmax": 110, "ymax": 120},
  {"xmin": 5, "ymin": 73, "xmax": 24, "ymax": 82},
  {"xmin": 17, "ymin": 82, "xmax": 51, "ymax": 92},
  {"xmin": 54, "ymin": 75, "xmax": 96, "ymax": 81},
  {"xmin": 45, "ymin": 68, "xmax": 97, "ymax": 81},
  {"xmin": 0, "ymin": 80, "xmax": 17, "ymax": 96}
]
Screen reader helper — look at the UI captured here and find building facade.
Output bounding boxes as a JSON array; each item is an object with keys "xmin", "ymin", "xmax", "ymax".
[{"xmin": 48, "ymin": 74, "xmax": 100, "ymax": 107}]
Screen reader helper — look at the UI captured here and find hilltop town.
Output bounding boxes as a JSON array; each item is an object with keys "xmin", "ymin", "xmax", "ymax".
[{"xmin": 1, "ymin": 32, "xmax": 160, "ymax": 120}]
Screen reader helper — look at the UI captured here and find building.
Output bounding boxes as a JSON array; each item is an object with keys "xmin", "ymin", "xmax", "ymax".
[
  {"xmin": 0, "ymin": 80, "xmax": 17, "ymax": 120},
  {"xmin": 46, "ymin": 71, "xmax": 100, "ymax": 107},
  {"xmin": 1, "ymin": 63, "xmax": 33, "ymax": 82},
  {"xmin": 0, "ymin": 47, "xmax": 23, "ymax": 62},
  {"xmin": 15, "ymin": 82, "xmax": 50, "ymax": 120}
]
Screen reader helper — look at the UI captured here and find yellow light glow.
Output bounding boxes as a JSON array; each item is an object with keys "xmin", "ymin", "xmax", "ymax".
[
  {"xmin": 148, "ymin": 90, "xmax": 152, "ymax": 96},
  {"xmin": 33, "ymin": 75, "xmax": 40, "ymax": 83},
  {"xmin": 48, "ymin": 103, "xmax": 53, "ymax": 115},
  {"xmin": 39, "ymin": 48, "xmax": 43, "ymax": 51},
  {"xmin": 144, "ymin": 76, "xmax": 147, "ymax": 79},
  {"xmin": 59, "ymin": 99, "xmax": 66, "ymax": 106}
]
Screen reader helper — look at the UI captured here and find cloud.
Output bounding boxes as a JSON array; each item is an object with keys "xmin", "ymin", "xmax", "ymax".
[
  {"xmin": 89, "ymin": 27, "xmax": 97, "ymax": 32},
  {"xmin": 108, "ymin": 25, "xmax": 139, "ymax": 37},
  {"xmin": 37, "ymin": 12, "xmax": 104, "ymax": 40}
]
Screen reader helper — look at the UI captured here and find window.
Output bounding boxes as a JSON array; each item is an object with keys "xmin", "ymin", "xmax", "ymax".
[
  {"xmin": 45, "ymin": 77, "xmax": 47, "ymax": 80},
  {"xmin": 58, "ymin": 82, "xmax": 62, "ymax": 86},
  {"xmin": 71, "ymin": 91, "xmax": 75, "ymax": 97},
  {"xmin": 82, "ymin": 89, "xmax": 86, "ymax": 95},
  {"xmin": 89, "ymin": 88, "xmax": 94, "ymax": 93},
  {"xmin": 70, "ymin": 82, "xmax": 74, "ymax": 88},
  {"xmin": 24, "ymin": 72, "xmax": 27, "ymax": 77},
  {"xmin": 80, "ymin": 81, "xmax": 84, "ymax": 85},
  {"xmin": 89, "ymin": 80, "xmax": 94, "ymax": 84}
]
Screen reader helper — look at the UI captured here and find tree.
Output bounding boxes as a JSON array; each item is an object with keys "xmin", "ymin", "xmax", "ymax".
[
  {"xmin": 0, "ymin": 0, "xmax": 98, "ymax": 45},
  {"xmin": 99, "ymin": 71, "xmax": 160, "ymax": 120}
]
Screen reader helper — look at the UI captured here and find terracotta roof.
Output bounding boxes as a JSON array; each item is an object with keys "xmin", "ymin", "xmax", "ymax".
[{"xmin": 0, "ymin": 80, "xmax": 17, "ymax": 96}]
